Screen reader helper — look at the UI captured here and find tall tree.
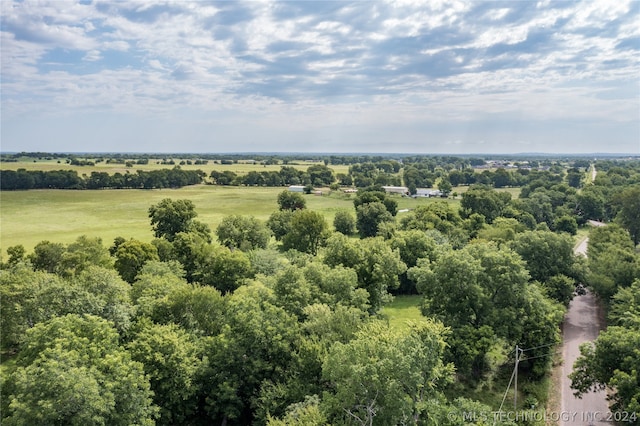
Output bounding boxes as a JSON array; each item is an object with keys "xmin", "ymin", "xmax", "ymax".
[
  {"xmin": 277, "ymin": 191, "xmax": 306, "ymax": 211},
  {"xmin": 282, "ymin": 210, "xmax": 329, "ymax": 255},
  {"xmin": 508, "ymin": 230, "xmax": 577, "ymax": 283},
  {"xmin": 59, "ymin": 235, "xmax": 113, "ymax": 277},
  {"xmin": 127, "ymin": 323, "xmax": 203, "ymax": 425},
  {"xmin": 612, "ymin": 185, "xmax": 640, "ymax": 245},
  {"xmin": 28, "ymin": 240, "xmax": 65, "ymax": 274},
  {"xmin": 460, "ymin": 185, "xmax": 511, "ymax": 224},
  {"xmin": 322, "ymin": 320, "xmax": 453, "ymax": 425},
  {"xmin": 333, "ymin": 209, "xmax": 356, "ymax": 236},
  {"xmin": 2, "ymin": 314, "xmax": 157, "ymax": 426},
  {"xmin": 324, "ymin": 234, "xmax": 406, "ymax": 313},
  {"xmin": 149, "ymin": 198, "xmax": 205, "ymax": 242},
  {"xmin": 409, "ymin": 242, "xmax": 563, "ymax": 377},
  {"xmin": 356, "ymin": 201, "xmax": 393, "ymax": 238},
  {"xmin": 216, "ymin": 215, "xmax": 271, "ymax": 251},
  {"xmin": 114, "ymin": 239, "xmax": 159, "ymax": 283}
]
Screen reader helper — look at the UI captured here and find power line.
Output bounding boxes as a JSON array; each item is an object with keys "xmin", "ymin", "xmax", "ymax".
[
  {"xmin": 521, "ymin": 350, "xmax": 562, "ymax": 361},
  {"xmin": 520, "ymin": 342, "xmax": 557, "ymax": 352}
]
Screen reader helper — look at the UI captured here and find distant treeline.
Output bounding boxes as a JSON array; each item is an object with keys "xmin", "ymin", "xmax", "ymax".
[
  {"xmin": 0, "ymin": 168, "xmax": 205, "ymax": 190},
  {"xmin": 2, "ymin": 151, "xmax": 492, "ymax": 166}
]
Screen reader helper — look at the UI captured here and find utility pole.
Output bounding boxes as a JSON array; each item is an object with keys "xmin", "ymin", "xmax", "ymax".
[{"xmin": 514, "ymin": 345, "xmax": 521, "ymax": 410}]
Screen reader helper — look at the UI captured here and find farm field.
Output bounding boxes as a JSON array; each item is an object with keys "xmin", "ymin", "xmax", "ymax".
[
  {"xmin": 0, "ymin": 184, "xmax": 448, "ymax": 252},
  {"xmin": 0, "ymin": 157, "xmax": 352, "ymax": 177}
]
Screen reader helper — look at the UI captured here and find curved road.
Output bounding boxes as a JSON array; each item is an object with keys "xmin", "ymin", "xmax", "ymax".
[{"xmin": 560, "ymin": 234, "xmax": 610, "ymax": 425}]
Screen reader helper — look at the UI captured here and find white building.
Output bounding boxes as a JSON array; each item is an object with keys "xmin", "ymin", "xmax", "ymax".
[
  {"xmin": 382, "ymin": 186, "xmax": 409, "ymax": 195},
  {"xmin": 288, "ymin": 185, "xmax": 305, "ymax": 192},
  {"xmin": 414, "ymin": 188, "xmax": 442, "ymax": 197}
]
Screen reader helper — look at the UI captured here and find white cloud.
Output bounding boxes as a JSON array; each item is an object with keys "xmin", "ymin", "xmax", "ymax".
[
  {"xmin": 83, "ymin": 49, "xmax": 102, "ymax": 62},
  {"xmin": 1, "ymin": 0, "xmax": 638, "ymax": 153}
]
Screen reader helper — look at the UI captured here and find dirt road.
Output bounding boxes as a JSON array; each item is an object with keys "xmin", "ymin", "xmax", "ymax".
[
  {"xmin": 559, "ymin": 235, "xmax": 610, "ymax": 425},
  {"xmin": 560, "ymin": 290, "xmax": 610, "ymax": 425}
]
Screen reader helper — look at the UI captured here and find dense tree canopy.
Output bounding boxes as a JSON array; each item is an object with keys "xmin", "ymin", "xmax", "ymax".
[
  {"xmin": 216, "ymin": 215, "xmax": 271, "ymax": 251},
  {"xmin": 3, "ymin": 156, "xmax": 640, "ymax": 425},
  {"xmin": 2, "ymin": 314, "xmax": 157, "ymax": 426},
  {"xmin": 322, "ymin": 320, "xmax": 453, "ymax": 425}
]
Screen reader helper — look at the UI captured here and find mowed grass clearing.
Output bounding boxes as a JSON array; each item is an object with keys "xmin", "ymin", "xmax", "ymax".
[
  {"xmin": 0, "ymin": 185, "xmax": 450, "ymax": 252},
  {"xmin": 0, "ymin": 185, "xmax": 355, "ymax": 251},
  {"xmin": 381, "ymin": 295, "xmax": 424, "ymax": 330},
  {"xmin": 0, "ymin": 179, "xmax": 460, "ymax": 252}
]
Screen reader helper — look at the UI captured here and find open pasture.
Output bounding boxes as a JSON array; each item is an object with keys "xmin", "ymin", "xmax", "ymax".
[
  {"xmin": 0, "ymin": 158, "xmax": 351, "ymax": 177},
  {"xmin": 0, "ymin": 185, "xmax": 448, "ymax": 252}
]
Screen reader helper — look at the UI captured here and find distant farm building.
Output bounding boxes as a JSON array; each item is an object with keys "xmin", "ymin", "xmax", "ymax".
[
  {"xmin": 288, "ymin": 185, "xmax": 305, "ymax": 192},
  {"xmin": 343, "ymin": 188, "xmax": 358, "ymax": 194},
  {"xmin": 382, "ymin": 186, "xmax": 409, "ymax": 195},
  {"xmin": 414, "ymin": 188, "xmax": 442, "ymax": 198}
]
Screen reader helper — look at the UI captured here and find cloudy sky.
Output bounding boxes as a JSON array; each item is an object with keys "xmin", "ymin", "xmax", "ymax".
[{"xmin": 1, "ymin": 0, "xmax": 639, "ymax": 154}]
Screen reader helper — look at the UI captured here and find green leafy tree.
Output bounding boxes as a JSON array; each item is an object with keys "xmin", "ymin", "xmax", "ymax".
[
  {"xmin": 59, "ymin": 235, "xmax": 113, "ymax": 277},
  {"xmin": 267, "ymin": 266, "xmax": 314, "ymax": 318},
  {"xmin": 333, "ymin": 209, "xmax": 356, "ymax": 235},
  {"xmin": 438, "ymin": 176, "xmax": 452, "ymax": 195},
  {"xmin": 307, "ymin": 164, "xmax": 335, "ymax": 186},
  {"xmin": 390, "ymin": 230, "xmax": 444, "ymax": 293},
  {"xmin": 587, "ymin": 225, "xmax": 639, "ymax": 300},
  {"xmin": 149, "ymin": 198, "xmax": 207, "ymax": 241},
  {"xmin": 509, "ymin": 230, "xmax": 576, "ymax": 283},
  {"xmin": 68, "ymin": 266, "xmax": 135, "ymax": 334},
  {"xmin": 5, "ymin": 245, "xmax": 25, "ymax": 266},
  {"xmin": 612, "ymin": 185, "xmax": 640, "ymax": 245},
  {"xmin": 566, "ymin": 168, "xmax": 583, "ymax": 188},
  {"xmin": 128, "ymin": 323, "xmax": 203, "ymax": 425},
  {"xmin": 411, "ymin": 202, "xmax": 464, "ymax": 233},
  {"xmin": 28, "ymin": 240, "xmax": 65, "ymax": 273},
  {"xmin": 609, "ymin": 279, "xmax": 640, "ymax": 328},
  {"xmin": 324, "ymin": 234, "xmax": 406, "ymax": 313},
  {"xmin": 570, "ymin": 326, "xmax": 640, "ymax": 415},
  {"xmin": 575, "ymin": 186, "xmax": 606, "ymax": 222},
  {"xmin": 109, "ymin": 236, "xmax": 127, "ymax": 256},
  {"xmin": 356, "ymin": 201, "xmax": 393, "ymax": 238},
  {"xmin": 0, "ymin": 265, "xmax": 133, "ymax": 349},
  {"xmin": 267, "ymin": 210, "xmax": 294, "ymax": 241},
  {"xmin": 322, "ymin": 320, "xmax": 453, "ymax": 425},
  {"xmin": 522, "ymin": 191, "xmax": 556, "ymax": 225},
  {"xmin": 409, "ymin": 242, "xmax": 563, "ymax": 378},
  {"xmin": 267, "ymin": 395, "xmax": 328, "ymax": 426},
  {"xmin": 277, "ymin": 190, "xmax": 306, "ymax": 211},
  {"xmin": 353, "ymin": 190, "xmax": 398, "ymax": 216},
  {"xmin": 301, "ymin": 262, "xmax": 370, "ymax": 311},
  {"xmin": 553, "ymin": 215, "xmax": 578, "ymax": 235},
  {"xmin": 460, "ymin": 185, "xmax": 511, "ymax": 223},
  {"xmin": 216, "ymin": 215, "xmax": 271, "ymax": 251},
  {"xmin": 195, "ymin": 246, "xmax": 252, "ymax": 293},
  {"xmin": 170, "ymin": 231, "xmax": 212, "ymax": 282},
  {"xmin": 542, "ymin": 274, "xmax": 576, "ymax": 306},
  {"xmin": 151, "ymin": 284, "xmax": 226, "ymax": 337},
  {"xmin": 114, "ymin": 239, "xmax": 159, "ymax": 283},
  {"xmin": 2, "ymin": 314, "xmax": 157, "ymax": 426},
  {"xmin": 130, "ymin": 261, "xmax": 188, "ymax": 318},
  {"xmin": 0, "ymin": 264, "xmax": 58, "ymax": 349},
  {"xmin": 247, "ymin": 248, "xmax": 290, "ymax": 276},
  {"xmin": 282, "ymin": 210, "xmax": 329, "ymax": 255},
  {"xmin": 200, "ymin": 283, "xmax": 300, "ymax": 424}
]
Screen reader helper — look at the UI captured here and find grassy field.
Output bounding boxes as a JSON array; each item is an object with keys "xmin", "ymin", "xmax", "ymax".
[
  {"xmin": 1, "ymin": 157, "xmax": 352, "ymax": 177},
  {"xmin": 0, "ymin": 185, "xmax": 452, "ymax": 252},
  {"xmin": 1, "ymin": 158, "xmax": 520, "ymax": 253}
]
